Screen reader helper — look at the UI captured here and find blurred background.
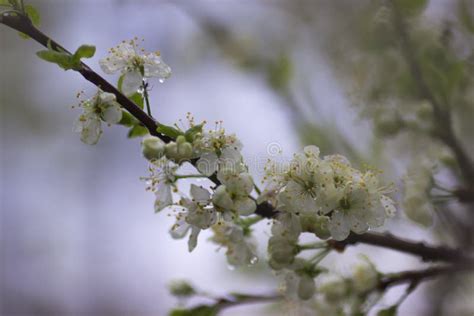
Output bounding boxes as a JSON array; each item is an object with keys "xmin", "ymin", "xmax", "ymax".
[{"xmin": 1, "ymin": 0, "xmax": 474, "ymax": 315}]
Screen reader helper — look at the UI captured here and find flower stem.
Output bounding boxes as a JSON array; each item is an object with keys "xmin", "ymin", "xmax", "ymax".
[
  {"xmin": 298, "ymin": 242, "xmax": 328, "ymax": 251},
  {"xmin": 175, "ymin": 174, "xmax": 208, "ymax": 180},
  {"xmin": 142, "ymin": 80, "xmax": 152, "ymax": 117}
]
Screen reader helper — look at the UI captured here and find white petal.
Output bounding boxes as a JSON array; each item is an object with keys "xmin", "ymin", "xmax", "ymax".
[
  {"xmin": 98, "ymin": 92, "xmax": 116, "ymax": 104},
  {"xmin": 143, "ymin": 53, "xmax": 172, "ymax": 79},
  {"xmin": 380, "ymin": 195, "xmax": 396, "ymax": 217},
  {"xmin": 303, "ymin": 145, "xmax": 320, "ymax": 158},
  {"xmin": 226, "ymin": 173, "xmax": 254, "ymax": 195},
  {"xmin": 187, "ymin": 226, "xmax": 200, "ymax": 252},
  {"xmin": 196, "ymin": 151, "xmax": 218, "ymax": 176},
  {"xmin": 154, "ymin": 182, "xmax": 173, "ymax": 212},
  {"xmin": 78, "ymin": 115, "xmax": 102, "ymax": 145},
  {"xmin": 190, "ymin": 184, "xmax": 211, "ymax": 203},
  {"xmin": 233, "ymin": 197, "xmax": 257, "ymax": 216},
  {"xmin": 347, "ymin": 211, "xmax": 369, "ymax": 234},
  {"xmin": 122, "ymin": 70, "xmax": 142, "ymax": 96},
  {"xmin": 102, "ymin": 102, "xmax": 122, "ymax": 124},
  {"xmin": 328, "ymin": 211, "xmax": 350, "ymax": 241},
  {"xmin": 170, "ymin": 218, "xmax": 190, "ymax": 239},
  {"xmin": 221, "ymin": 146, "xmax": 242, "ymax": 164},
  {"xmin": 212, "ymin": 185, "xmax": 233, "ymax": 210}
]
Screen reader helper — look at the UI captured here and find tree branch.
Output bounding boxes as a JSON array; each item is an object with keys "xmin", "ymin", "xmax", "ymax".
[
  {"xmin": 0, "ymin": 13, "xmax": 171, "ymax": 142},
  {"xmin": 2, "ymin": 10, "xmax": 472, "ymax": 266},
  {"xmin": 328, "ymin": 232, "xmax": 474, "ymax": 263},
  {"xmin": 389, "ymin": 0, "xmax": 474, "ymax": 186},
  {"xmin": 378, "ymin": 263, "xmax": 473, "ymax": 291}
]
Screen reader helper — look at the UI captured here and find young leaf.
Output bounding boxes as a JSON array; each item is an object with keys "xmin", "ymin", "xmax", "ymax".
[
  {"xmin": 73, "ymin": 45, "xmax": 95, "ymax": 62},
  {"xmin": 24, "ymin": 5, "xmax": 40, "ymax": 26},
  {"xmin": 128, "ymin": 124, "xmax": 149, "ymax": 138},
  {"xmin": 36, "ymin": 50, "xmax": 74, "ymax": 70},
  {"xmin": 156, "ymin": 123, "xmax": 183, "ymax": 139}
]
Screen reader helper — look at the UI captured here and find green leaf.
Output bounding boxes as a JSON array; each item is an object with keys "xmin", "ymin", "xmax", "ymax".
[
  {"xmin": 24, "ymin": 5, "xmax": 40, "ymax": 26},
  {"xmin": 118, "ymin": 111, "xmax": 138, "ymax": 127},
  {"xmin": 394, "ymin": 0, "xmax": 428, "ymax": 16},
  {"xmin": 72, "ymin": 44, "xmax": 95, "ymax": 63},
  {"xmin": 377, "ymin": 306, "xmax": 398, "ymax": 316},
  {"xmin": 127, "ymin": 125, "xmax": 149, "ymax": 138},
  {"xmin": 184, "ymin": 123, "xmax": 203, "ymax": 142},
  {"xmin": 459, "ymin": 0, "xmax": 474, "ymax": 33},
  {"xmin": 36, "ymin": 50, "xmax": 75, "ymax": 70},
  {"xmin": 156, "ymin": 123, "xmax": 183, "ymax": 139},
  {"xmin": 130, "ymin": 92, "xmax": 144, "ymax": 109},
  {"xmin": 169, "ymin": 305, "xmax": 219, "ymax": 316}
]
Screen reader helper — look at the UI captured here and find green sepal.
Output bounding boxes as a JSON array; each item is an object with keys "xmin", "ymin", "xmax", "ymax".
[
  {"xmin": 156, "ymin": 123, "xmax": 183, "ymax": 139},
  {"xmin": 127, "ymin": 125, "xmax": 149, "ymax": 138},
  {"xmin": 184, "ymin": 123, "xmax": 203, "ymax": 142}
]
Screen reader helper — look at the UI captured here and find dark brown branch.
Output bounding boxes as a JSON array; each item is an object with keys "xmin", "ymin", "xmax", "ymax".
[
  {"xmin": 2, "ymin": 10, "xmax": 472, "ymax": 265},
  {"xmin": 329, "ymin": 232, "xmax": 474, "ymax": 263},
  {"xmin": 378, "ymin": 264, "xmax": 473, "ymax": 291},
  {"xmin": 390, "ymin": 0, "xmax": 474, "ymax": 185},
  {"xmin": 0, "ymin": 13, "xmax": 171, "ymax": 142}
]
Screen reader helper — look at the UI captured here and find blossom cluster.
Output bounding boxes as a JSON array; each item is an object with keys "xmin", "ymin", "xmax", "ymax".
[
  {"xmin": 71, "ymin": 39, "xmax": 397, "ymax": 302},
  {"xmin": 141, "ymin": 121, "xmax": 258, "ymax": 266},
  {"xmin": 261, "ymin": 145, "xmax": 396, "ymax": 242}
]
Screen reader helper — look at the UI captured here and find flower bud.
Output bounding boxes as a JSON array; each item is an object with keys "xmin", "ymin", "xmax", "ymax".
[
  {"xmin": 168, "ymin": 280, "xmax": 196, "ymax": 298},
  {"xmin": 319, "ymin": 276, "xmax": 347, "ymax": 302},
  {"xmin": 141, "ymin": 136, "xmax": 165, "ymax": 161},
  {"xmin": 300, "ymin": 214, "xmax": 331, "ymax": 239},
  {"xmin": 297, "ymin": 275, "xmax": 316, "ymax": 300},
  {"xmin": 352, "ymin": 262, "xmax": 379, "ymax": 294}
]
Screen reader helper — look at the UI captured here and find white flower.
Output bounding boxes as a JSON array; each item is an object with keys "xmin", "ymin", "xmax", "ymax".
[
  {"xmin": 211, "ymin": 222, "xmax": 258, "ymax": 267},
  {"xmin": 99, "ymin": 39, "xmax": 171, "ymax": 96},
  {"xmin": 73, "ymin": 90, "xmax": 122, "ymax": 145},
  {"xmin": 195, "ymin": 127, "xmax": 243, "ymax": 176},
  {"xmin": 318, "ymin": 274, "xmax": 348, "ymax": 302},
  {"xmin": 170, "ymin": 184, "xmax": 216, "ymax": 252},
  {"xmin": 403, "ymin": 159, "xmax": 434, "ymax": 226},
  {"xmin": 212, "ymin": 173, "xmax": 256, "ymax": 215},
  {"xmin": 145, "ymin": 157, "xmax": 178, "ymax": 212},
  {"xmin": 277, "ymin": 259, "xmax": 316, "ymax": 301},
  {"xmin": 352, "ymin": 260, "xmax": 379, "ymax": 294}
]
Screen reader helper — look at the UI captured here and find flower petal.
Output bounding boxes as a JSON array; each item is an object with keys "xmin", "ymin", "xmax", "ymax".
[{"xmin": 122, "ymin": 70, "xmax": 142, "ymax": 96}]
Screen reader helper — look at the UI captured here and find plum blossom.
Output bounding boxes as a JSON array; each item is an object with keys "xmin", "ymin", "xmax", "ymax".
[
  {"xmin": 144, "ymin": 157, "xmax": 178, "ymax": 212},
  {"xmin": 170, "ymin": 184, "xmax": 216, "ymax": 252},
  {"xmin": 212, "ymin": 172, "xmax": 256, "ymax": 216},
  {"xmin": 99, "ymin": 38, "xmax": 171, "ymax": 96},
  {"xmin": 73, "ymin": 90, "xmax": 122, "ymax": 145}
]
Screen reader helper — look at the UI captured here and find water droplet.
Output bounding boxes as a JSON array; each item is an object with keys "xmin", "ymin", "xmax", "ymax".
[
  {"xmin": 227, "ymin": 264, "xmax": 236, "ymax": 271},
  {"xmin": 158, "ymin": 78, "xmax": 165, "ymax": 83}
]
